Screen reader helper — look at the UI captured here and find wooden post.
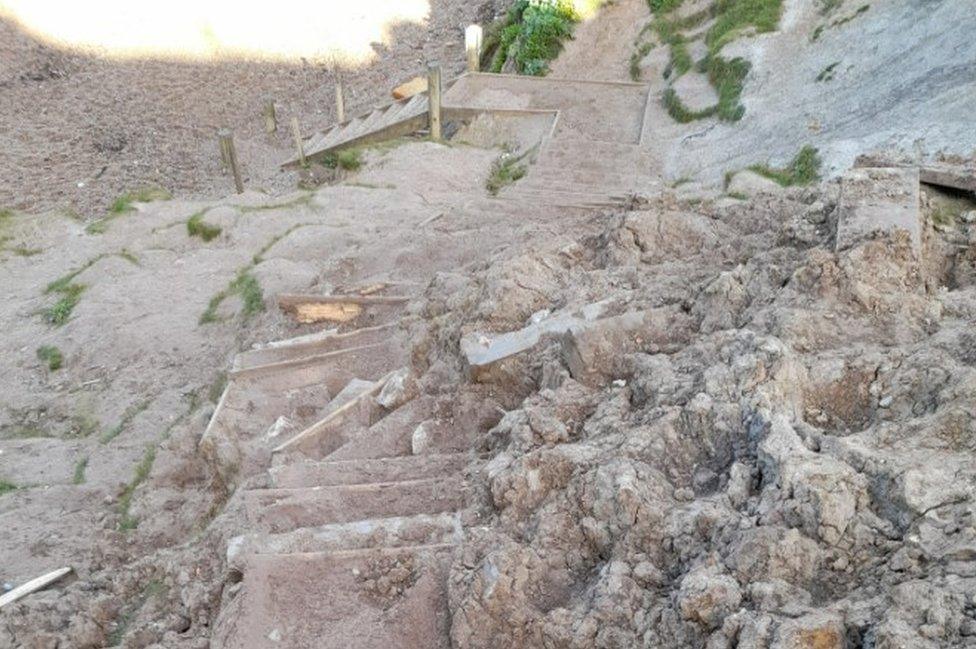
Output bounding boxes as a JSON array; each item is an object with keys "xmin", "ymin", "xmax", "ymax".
[
  {"xmin": 290, "ymin": 117, "xmax": 306, "ymax": 167},
  {"xmin": 263, "ymin": 99, "xmax": 277, "ymax": 133},
  {"xmin": 334, "ymin": 70, "xmax": 346, "ymax": 123},
  {"xmin": 427, "ymin": 62, "xmax": 442, "ymax": 141},
  {"xmin": 218, "ymin": 129, "xmax": 244, "ymax": 194},
  {"xmin": 465, "ymin": 25, "xmax": 483, "ymax": 73}
]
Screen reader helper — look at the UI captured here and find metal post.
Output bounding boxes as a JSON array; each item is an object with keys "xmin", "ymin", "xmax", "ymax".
[
  {"xmin": 290, "ymin": 117, "xmax": 306, "ymax": 167},
  {"xmin": 427, "ymin": 62, "xmax": 442, "ymax": 141},
  {"xmin": 465, "ymin": 25, "xmax": 483, "ymax": 73},
  {"xmin": 218, "ymin": 129, "xmax": 244, "ymax": 194}
]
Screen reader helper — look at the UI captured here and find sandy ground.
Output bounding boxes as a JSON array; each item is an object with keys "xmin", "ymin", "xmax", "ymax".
[{"xmin": 0, "ymin": 0, "xmax": 506, "ymax": 219}]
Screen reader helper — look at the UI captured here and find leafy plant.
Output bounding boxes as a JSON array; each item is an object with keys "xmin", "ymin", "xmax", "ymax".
[
  {"xmin": 487, "ymin": 0, "xmax": 581, "ymax": 76},
  {"xmin": 486, "ymin": 152, "xmax": 529, "ymax": 195},
  {"xmin": 37, "ymin": 345, "xmax": 64, "ymax": 371}
]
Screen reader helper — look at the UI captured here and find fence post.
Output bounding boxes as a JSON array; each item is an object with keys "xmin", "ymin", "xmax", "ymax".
[
  {"xmin": 427, "ymin": 62, "xmax": 442, "ymax": 141},
  {"xmin": 334, "ymin": 70, "xmax": 346, "ymax": 123},
  {"xmin": 263, "ymin": 98, "xmax": 277, "ymax": 133},
  {"xmin": 290, "ymin": 117, "xmax": 306, "ymax": 167},
  {"xmin": 465, "ymin": 25, "xmax": 483, "ymax": 73},
  {"xmin": 218, "ymin": 129, "xmax": 244, "ymax": 194}
]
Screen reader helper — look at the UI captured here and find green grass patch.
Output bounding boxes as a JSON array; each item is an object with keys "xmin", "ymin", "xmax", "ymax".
[
  {"xmin": 322, "ymin": 148, "xmax": 363, "ymax": 172},
  {"xmin": 199, "ymin": 223, "xmax": 310, "ymax": 324},
  {"xmin": 73, "ymin": 457, "xmax": 88, "ymax": 485},
  {"xmin": 486, "ymin": 151, "xmax": 529, "ymax": 195},
  {"xmin": 706, "ymin": 55, "xmax": 750, "ymax": 121},
  {"xmin": 208, "ymin": 372, "xmax": 228, "ymax": 405},
  {"xmin": 87, "ymin": 187, "xmax": 171, "ymax": 235},
  {"xmin": 647, "ymin": 0, "xmax": 685, "ymax": 11},
  {"xmin": 100, "ymin": 399, "xmax": 152, "ymax": 445},
  {"xmin": 486, "ymin": 0, "xmax": 581, "ymax": 76},
  {"xmin": 663, "ymin": 87, "xmax": 717, "ymax": 122},
  {"xmin": 706, "ymin": 0, "xmax": 784, "ymax": 53},
  {"xmin": 117, "ymin": 445, "xmax": 156, "ymax": 531},
  {"xmin": 186, "ymin": 209, "xmax": 222, "ymax": 242},
  {"xmin": 0, "ymin": 480, "xmax": 17, "ymax": 496},
  {"xmin": 748, "ymin": 145, "xmax": 822, "ymax": 186},
  {"xmin": 45, "ymin": 284, "xmax": 85, "ymax": 326},
  {"xmin": 37, "ymin": 345, "xmax": 64, "ymax": 371},
  {"xmin": 42, "ymin": 252, "xmax": 139, "ymax": 326},
  {"xmin": 629, "ymin": 40, "xmax": 656, "ymax": 81},
  {"xmin": 816, "ymin": 61, "xmax": 840, "ymax": 82}
]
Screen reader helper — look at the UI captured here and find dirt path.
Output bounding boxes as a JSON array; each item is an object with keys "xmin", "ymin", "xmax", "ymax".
[{"xmin": 548, "ymin": 0, "xmax": 650, "ymax": 81}]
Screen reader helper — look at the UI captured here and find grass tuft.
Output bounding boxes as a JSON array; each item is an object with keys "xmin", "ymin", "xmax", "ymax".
[
  {"xmin": 45, "ymin": 284, "xmax": 85, "ymax": 326},
  {"xmin": 322, "ymin": 148, "xmax": 364, "ymax": 172},
  {"xmin": 486, "ymin": 151, "xmax": 529, "ymax": 195},
  {"xmin": 749, "ymin": 145, "xmax": 822, "ymax": 186},
  {"xmin": 187, "ymin": 209, "xmax": 222, "ymax": 242},
  {"xmin": 0, "ymin": 480, "xmax": 17, "ymax": 496},
  {"xmin": 118, "ymin": 445, "xmax": 156, "ymax": 531},
  {"xmin": 87, "ymin": 187, "xmax": 171, "ymax": 235},
  {"xmin": 37, "ymin": 345, "xmax": 64, "ymax": 371},
  {"xmin": 816, "ymin": 61, "xmax": 840, "ymax": 82},
  {"xmin": 706, "ymin": 0, "xmax": 784, "ymax": 53},
  {"xmin": 73, "ymin": 457, "xmax": 88, "ymax": 484},
  {"xmin": 100, "ymin": 400, "xmax": 152, "ymax": 445}
]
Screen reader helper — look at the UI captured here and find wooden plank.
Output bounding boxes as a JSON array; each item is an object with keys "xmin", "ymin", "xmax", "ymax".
[
  {"xmin": 0, "ymin": 567, "xmax": 72, "ymax": 609},
  {"xmin": 277, "ymin": 294, "xmax": 412, "ymax": 308},
  {"xmin": 230, "ymin": 343, "xmax": 385, "ymax": 381},
  {"xmin": 272, "ymin": 372, "xmax": 395, "ymax": 455}
]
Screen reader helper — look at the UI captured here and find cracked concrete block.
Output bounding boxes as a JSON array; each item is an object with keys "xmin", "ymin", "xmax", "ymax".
[
  {"xmin": 560, "ymin": 307, "xmax": 695, "ymax": 386},
  {"xmin": 835, "ymin": 167, "xmax": 921, "ymax": 256}
]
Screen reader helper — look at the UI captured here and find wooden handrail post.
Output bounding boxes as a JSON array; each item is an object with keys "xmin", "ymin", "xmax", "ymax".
[
  {"xmin": 465, "ymin": 25, "xmax": 483, "ymax": 73},
  {"xmin": 218, "ymin": 128, "xmax": 244, "ymax": 194},
  {"xmin": 334, "ymin": 69, "xmax": 346, "ymax": 123},
  {"xmin": 290, "ymin": 117, "xmax": 306, "ymax": 167},
  {"xmin": 263, "ymin": 98, "xmax": 277, "ymax": 133},
  {"xmin": 427, "ymin": 62, "xmax": 442, "ymax": 141}
]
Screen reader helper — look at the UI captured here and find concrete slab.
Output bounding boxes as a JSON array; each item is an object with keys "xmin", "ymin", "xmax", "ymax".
[{"xmin": 835, "ymin": 167, "xmax": 921, "ymax": 255}]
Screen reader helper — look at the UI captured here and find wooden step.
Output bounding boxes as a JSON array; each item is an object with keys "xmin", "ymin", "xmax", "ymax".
[
  {"xmin": 233, "ymin": 324, "xmax": 397, "ymax": 373},
  {"xmin": 244, "ymin": 476, "xmax": 467, "ymax": 533},
  {"xmin": 212, "ymin": 545, "xmax": 453, "ymax": 649}
]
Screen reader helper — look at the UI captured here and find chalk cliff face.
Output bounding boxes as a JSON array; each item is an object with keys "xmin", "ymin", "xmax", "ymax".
[{"xmin": 631, "ymin": 0, "xmax": 976, "ymax": 182}]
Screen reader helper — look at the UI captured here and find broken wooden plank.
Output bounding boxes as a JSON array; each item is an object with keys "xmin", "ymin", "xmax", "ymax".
[
  {"xmin": 272, "ymin": 371, "xmax": 396, "ymax": 455},
  {"xmin": 0, "ymin": 567, "xmax": 73, "ymax": 609},
  {"xmin": 277, "ymin": 294, "xmax": 412, "ymax": 324},
  {"xmin": 230, "ymin": 343, "xmax": 385, "ymax": 381},
  {"xmin": 235, "ymin": 323, "xmax": 396, "ymax": 371}
]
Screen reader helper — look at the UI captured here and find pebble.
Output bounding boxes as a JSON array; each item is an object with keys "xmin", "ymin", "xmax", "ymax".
[{"xmin": 879, "ymin": 395, "xmax": 893, "ymax": 408}]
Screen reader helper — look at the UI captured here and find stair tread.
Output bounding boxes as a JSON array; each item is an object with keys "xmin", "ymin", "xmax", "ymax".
[
  {"xmin": 270, "ymin": 452, "xmax": 472, "ymax": 488},
  {"xmin": 212, "ymin": 544, "xmax": 453, "ymax": 649},
  {"xmin": 245, "ymin": 476, "xmax": 468, "ymax": 533}
]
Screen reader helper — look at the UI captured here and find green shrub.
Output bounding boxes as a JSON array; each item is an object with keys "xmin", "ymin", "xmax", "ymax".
[
  {"xmin": 37, "ymin": 345, "xmax": 64, "ymax": 371},
  {"xmin": 487, "ymin": 0, "xmax": 581, "ymax": 76},
  {"xmin": 486, "ymin": 153, "xmax": 528, "ymax": 195},
  {"xmin": 749, "ymin": 145, "xmax": 822, "ymax": 186}
]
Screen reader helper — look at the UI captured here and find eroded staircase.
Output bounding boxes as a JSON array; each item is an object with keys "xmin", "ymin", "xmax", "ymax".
[{"xmin": 205, "ymin": 292, "xmax": 478, "ymax": 649}]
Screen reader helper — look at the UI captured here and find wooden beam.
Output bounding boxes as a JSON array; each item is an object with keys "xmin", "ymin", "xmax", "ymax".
[
  {"xmin": 277, "ymin": 294, "xmax": 412, "ymax": 309},
  {"xmin": 920, "ymin": 165, "xmax": 976, "ymax": 193},
  {"xmin": 0, "ymin": 567, "xmax": 73, "ymax": 609}
]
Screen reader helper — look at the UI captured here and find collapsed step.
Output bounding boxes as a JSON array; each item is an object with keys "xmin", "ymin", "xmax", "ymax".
[
  {"xmin": 212, "ymin": 544, "xmax": 454, "ymax": 649},
  {"xmin": 227, "ymin": 512, "xmax": 463, "ymax": 569},
  {"xmin": 244, "ymin": 476, "xmax": 468, "ymax": 533}
]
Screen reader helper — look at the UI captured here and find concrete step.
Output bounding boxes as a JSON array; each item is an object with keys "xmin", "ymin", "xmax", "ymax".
[
  {"xmin": 244, "ymin": 476, "xmax": 467, "ymax": 533},
  {"xmin": 501, "ymin": 187, "xmax": 631, "ymax": 208},
  {"xmin": 269, "ymin": 453, "xmax": 471, "ymax": 488},
  {"xmin": 212, "ymin": 544, "xmax": 453, "ymax": 649},
  {"xmin": 227, "ymin": 512, "xmax": 463, "ymax": 569}
]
